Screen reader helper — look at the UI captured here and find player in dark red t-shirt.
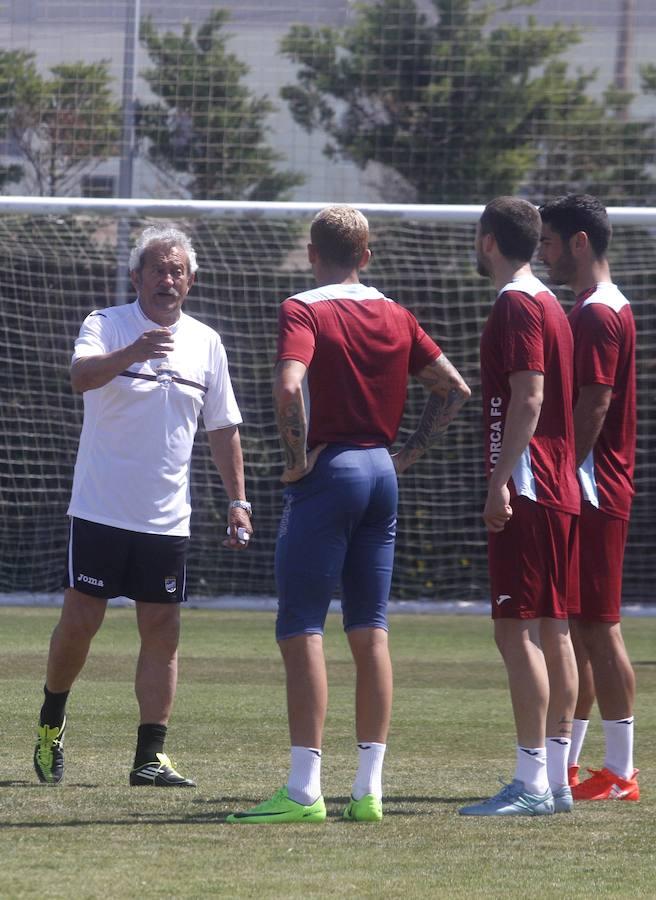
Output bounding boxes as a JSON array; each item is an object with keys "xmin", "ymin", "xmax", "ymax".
[
  {"xmin": 540, "ymin": 194, "xmax": 639, "ymax": 803},
  {"xmin": 228, "ymin": 205, "xmax": 470, "ymax": 825},
  {"xmin": 460, "ymin": 197, "xmax": 579, "ymax": 818}
]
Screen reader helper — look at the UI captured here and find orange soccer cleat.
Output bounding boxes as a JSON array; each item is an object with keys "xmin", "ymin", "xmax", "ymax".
[
  {"xmin": 568, "ymin": 764, "xmax": 580, "ymax": 787},
  {"xmin": 571, "ymin": 767, "xmax": 639, "ymax": 802}
]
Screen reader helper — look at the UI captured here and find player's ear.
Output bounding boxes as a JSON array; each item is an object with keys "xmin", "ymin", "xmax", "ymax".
[
  {"xmin": 571, "ymin": 231, "xmax": 590, "ymax": 256},
  {"xmin": 358, "ymin": 248, "xmax": 372, "ymax": 270},
  {"xmin": 129, "ymin": 268, "xmax": 141, "ymax": 293},
  {"xmin": 307, "ymin": 243, "xmax": 318, "ymax": 264}
]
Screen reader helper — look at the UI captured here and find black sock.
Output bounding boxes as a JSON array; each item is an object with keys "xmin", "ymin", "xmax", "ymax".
[
  {"xmin": 134, "ymin": 723, "xmax": 168, "ymax": 768},
  {"xmin": 40, "ymin": 685, "xmax": 69, "ymax": 727}
]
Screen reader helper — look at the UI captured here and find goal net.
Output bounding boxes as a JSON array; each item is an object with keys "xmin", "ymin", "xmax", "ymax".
[{"xmin": 0, "ymin": 198, "xmax": 653, "ymax": 604}]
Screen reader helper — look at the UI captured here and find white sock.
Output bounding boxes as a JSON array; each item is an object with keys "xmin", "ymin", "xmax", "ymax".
[
  {"xmin": 287, "ymin": 746, "xmax": 322, "ymax": 805},
  {"xmin": 546, "ymin": 737, "xmax": 571, "ymax": 791},
  {"xmin": 603, "ymin": 717, "xmax": 635, "ymax": 780},
  {"xmin": 352, "ymin": 741, "xmax": 386, "ymax": 801},
  {"xmin": 569, "ymin": 718, "xmax": 589, "ymax": 766},
  {"xmin": 515, "ymin": 746, "xmax": 549, "ymax": 795}
]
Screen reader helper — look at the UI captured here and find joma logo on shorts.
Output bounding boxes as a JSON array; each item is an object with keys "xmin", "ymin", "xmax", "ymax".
[{"xmin": 77, "ymin": 573, "xmax": 104, "ymax": 587}]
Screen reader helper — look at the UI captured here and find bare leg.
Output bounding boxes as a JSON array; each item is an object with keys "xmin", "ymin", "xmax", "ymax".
[
  {"xmin": 278, "ymin": 633, "xmax": 327, "ymax": 748},
  {"xmin": 570, "ymin": 620, "xmax": 596, "ymax": 719},
  {"xmin": 541, "ymin": 618, "xmax": 578, "ymax": 739},
  {"xmin": 577, "ymin": 621, "xmax": 635, "ymax": 720},
  {"xmin": 46, "ymin": 587, "xmax": 107, "ymax": 691},
  {"xmin": 494, "ymin": 618, "xmax": 549, "ymax": 747},
  {"xmin": 347, "ymin": 627, "xmax": 393, "ymax": 743},
  {"xmin": 135, "ymin": 602, "xmax": 180, "ymax": 725}
]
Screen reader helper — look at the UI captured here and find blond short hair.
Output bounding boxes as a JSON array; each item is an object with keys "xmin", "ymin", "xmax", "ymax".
[{"xmin": 310, "ymin": 205, "xmax": 369, "ymax": 269}]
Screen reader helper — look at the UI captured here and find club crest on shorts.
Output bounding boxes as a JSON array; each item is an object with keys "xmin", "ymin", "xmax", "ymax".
[{"xmin": 164, "ymin": 576, "xmax": 177, "ymax": 594}]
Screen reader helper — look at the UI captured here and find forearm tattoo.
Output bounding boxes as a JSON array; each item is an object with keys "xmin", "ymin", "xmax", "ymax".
[
  {"xmin": 405, "ymin": 387, "xmax": 461, "ymax": 453},
  {"xmin": 397, "ymin": 353, "xmax": 470, "ymax": 468},
  {"xmin": 276, "ymin": 399, "xmax": 306, "ymax": 470}
]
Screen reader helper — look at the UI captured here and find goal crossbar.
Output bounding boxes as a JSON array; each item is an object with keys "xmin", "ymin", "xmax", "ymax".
[{"xmin": 1, "ymin": 196, "xmax": 655, "ymax": 226}]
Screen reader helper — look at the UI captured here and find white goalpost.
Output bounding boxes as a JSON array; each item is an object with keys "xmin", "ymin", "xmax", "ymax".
[{"xmin": 3, "ymin": 196, "xmax": 656, "ymax": 222}]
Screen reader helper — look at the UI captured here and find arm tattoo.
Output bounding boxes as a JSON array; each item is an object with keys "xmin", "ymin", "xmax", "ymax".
[
  {"xmin": 395, "ymin": 354, "xmax": 470, "ymax": 469},
  {"xmin": 405, "ymin": 387, "xmax": 460, "ymax": 453},
  {"xmin": 275, "ymin": 399, "xmax": 306, "ymax": 470}
]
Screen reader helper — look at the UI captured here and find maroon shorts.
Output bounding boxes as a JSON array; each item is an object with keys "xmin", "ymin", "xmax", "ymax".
[
  {"xmin": 574, "ymin": 501, "xmax": 629, "ymax": 623},
  {"xmin": 488, "ymin": 495, "xmax": 579, "ymax": 620}
]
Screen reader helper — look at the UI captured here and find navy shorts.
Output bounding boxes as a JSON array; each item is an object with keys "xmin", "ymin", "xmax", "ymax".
[
  {"xmin": 274, "ymin": 445, "xmax": 398, "ymax": 640},
  {"xmin": 66, "ymin": 517, "xmax": 189, "ymax": 603}
]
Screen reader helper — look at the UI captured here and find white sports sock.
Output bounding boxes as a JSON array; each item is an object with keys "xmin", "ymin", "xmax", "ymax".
[
  {"xmin": 603, "ymin": 717, "xmax": 635, "ymax": 780},
  {"xmin": 569, "ymin": 718, "xmax": 589, "ymax": 766},
  {"xmin": 515, "ymin": 746, "xmax": 549, "ymax": 795},
  {"xmin": 287, "ymin": 746, "xmax": 322, "ymax": 805},
  {"xmin": 546, "ymin": 737, "xmax": 571, "ymax": 790},
  {"xmin": 352, "ymin": 741, "xmax": 386, "ymax": 801}
]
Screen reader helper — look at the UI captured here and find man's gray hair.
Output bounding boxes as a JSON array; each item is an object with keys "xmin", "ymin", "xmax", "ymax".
[{"xmin": 128, "ymin": 225, "xmax": 198, "ymax": 274}]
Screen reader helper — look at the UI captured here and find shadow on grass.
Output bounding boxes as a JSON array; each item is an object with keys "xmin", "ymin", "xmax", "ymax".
[
  {"xmin": 0, "ymin": 780, "xmax": 98, "ymax": 788},
  {"xmin": 0, "ymin": 784, "xmax": 475, "ymax": 806},
  {"xmin": 196, "ymin": 794, "xmax": 472, "ymax": 817},
  {"xmin": 0, "ymin": 813, "xmax": 226, "ymax": 829},
  {"xmin": 0, "ymin": 791, "xmax": 474, "ymax": 827}
]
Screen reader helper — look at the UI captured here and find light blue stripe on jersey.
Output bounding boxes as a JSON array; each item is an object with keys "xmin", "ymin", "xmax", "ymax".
[
  {"xmin": 578, "ymin": 450, "xmax": 600, "ymax": 508},
  {"xmin": 512, "ymin": 445, "xmax": 537, "ymax": 502}
]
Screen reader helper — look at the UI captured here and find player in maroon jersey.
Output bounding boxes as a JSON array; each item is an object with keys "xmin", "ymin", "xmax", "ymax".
[
  {"xmin": 460, "ymin": 197, "xmax": 579, "ymax": 817},
  {"xmin": 539, "ymin": 194, "xmax": 638, "ymax": 802},
  {"xmin": 228, "ymin": 205, "xmax": 470, "ymax": 824}
]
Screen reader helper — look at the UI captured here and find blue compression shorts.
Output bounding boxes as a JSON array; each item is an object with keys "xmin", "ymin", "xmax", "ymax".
[{"xmin": 275, "ymin": 445, "xmax": 398, "ymax": 640}]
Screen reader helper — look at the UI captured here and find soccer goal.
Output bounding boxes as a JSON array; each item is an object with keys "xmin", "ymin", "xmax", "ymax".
[{"xmin": 0, "ymin": 197, "xmax": 653, "ymax": 604}]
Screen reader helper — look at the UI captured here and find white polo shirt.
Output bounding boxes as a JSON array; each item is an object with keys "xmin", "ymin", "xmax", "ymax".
[{"xmin": 68, "ymin": 300, "xmax": 242, "ymax": 536}]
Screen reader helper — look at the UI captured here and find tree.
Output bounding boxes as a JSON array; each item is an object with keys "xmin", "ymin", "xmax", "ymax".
[
  {"xmin": 641, "ymin": 64, "xmax": 656, "ymax": 95},
  {"xmin": 528, "ymin": 83, "xmax": 655, "ymax": 205},
  {"xmin": 138, "ymin": 11, "xmax": 303, "ymax": 200},
  {"xmin": 0, "ymin": 50, "xmax": 120, "ymax": 196},
  {"xmin": 0, "ymin": 50, "xmax": 34, "ymax": 190},
  {"xmin": 280, "ymin": 0, "xmax": 655, "ymax": 204}
]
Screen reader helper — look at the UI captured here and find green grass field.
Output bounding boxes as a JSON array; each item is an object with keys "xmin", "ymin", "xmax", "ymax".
[{"xmin": 1, "ymin": 608, "xmax": 655, "ymax": 898}]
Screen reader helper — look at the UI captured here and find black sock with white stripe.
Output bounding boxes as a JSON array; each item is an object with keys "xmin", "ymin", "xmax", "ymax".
[
  {"xmin": 134, "ymin": 723, "xmax": 167, "ymax": 768},
  {"xmin": 40, "ymin": 685, "xmax": 69, "ymax": 728}
]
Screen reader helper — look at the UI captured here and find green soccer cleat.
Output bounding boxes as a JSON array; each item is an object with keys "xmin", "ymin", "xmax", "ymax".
[
  {"xmin": 343, "ymin": 793, "xmax": 383, "ymax": 822},
  {"xmin": 227, "ymin": 786, "xmax": 326, "ymax": 824},
  {"xmin": 129, "ymin": 753, "xmax": 196, "ymax": 787},
  {"xmin": 34, "ymin": 717, "xmax": 66, "ymax": 785}
]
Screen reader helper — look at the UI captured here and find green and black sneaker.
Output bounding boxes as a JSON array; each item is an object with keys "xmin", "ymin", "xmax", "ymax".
[
  {"xmin": 34, "ymin": 716, "xmax": 66, "ymax": 785},
  {"xmin": 227, "ymin": 786, "xmax": 326, "ymax": 824},
  {"xmin": 129, "ymin": 753, "xmax": 196, "ymax": 787}
]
